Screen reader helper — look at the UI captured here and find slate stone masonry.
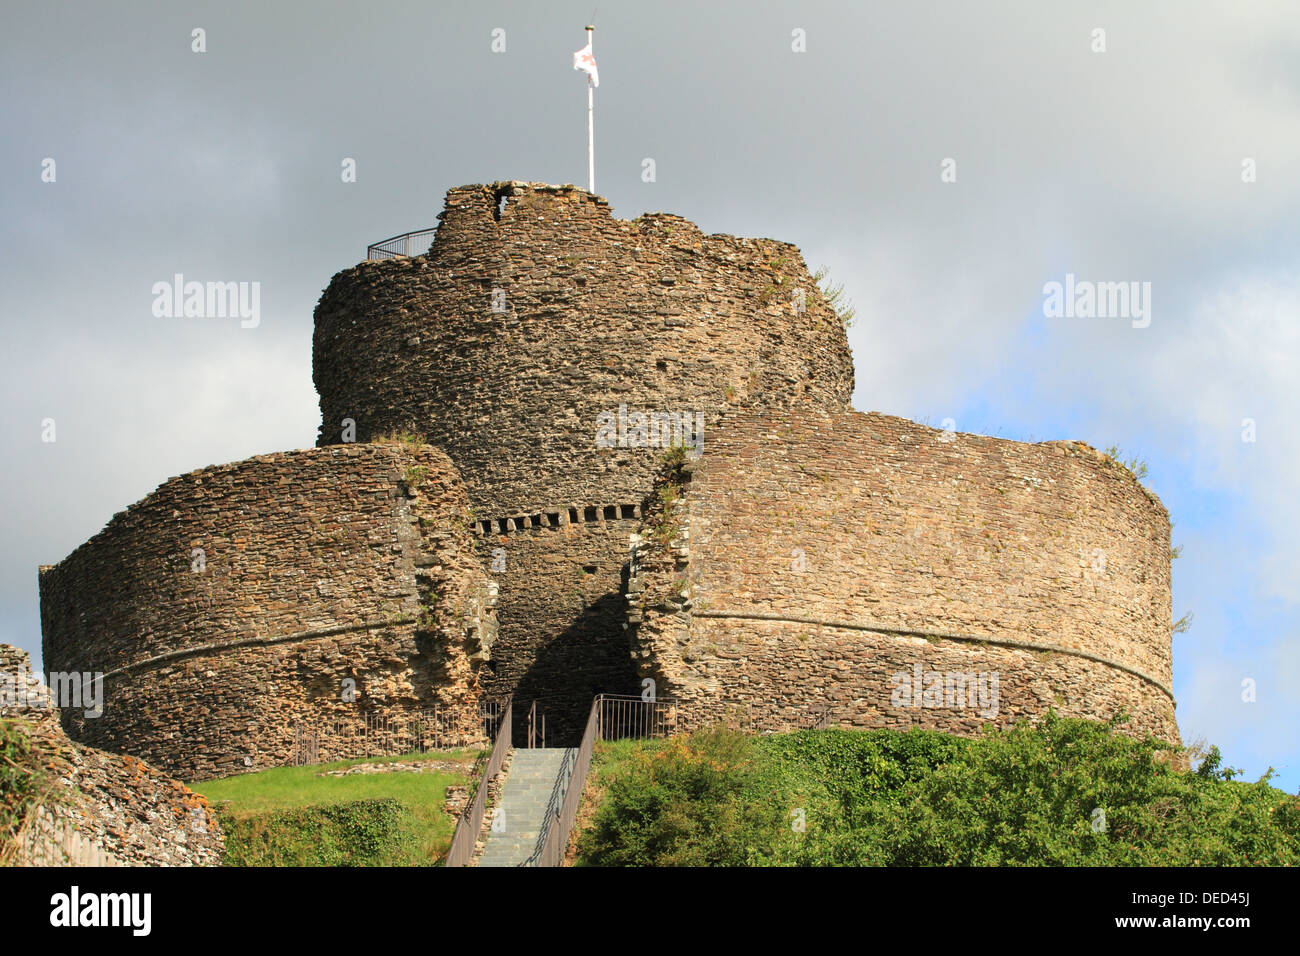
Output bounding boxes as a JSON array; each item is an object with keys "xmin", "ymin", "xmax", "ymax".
[
  {"xmin": 627, "ymin": 409, "xmax": 1179, "ymax": 743},
  {"xmin": 39, "ymin": 443, "xmax": 496, "ymax": 780},
  {"xmin": 38, "ymin": 180, "xmax": 1178, "ymax": 777},
  {"xmin": 312, "ymin": 182, "xmax": 856, "ymax": 738}
]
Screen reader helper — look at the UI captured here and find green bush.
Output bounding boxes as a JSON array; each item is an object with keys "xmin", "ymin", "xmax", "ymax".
[
  {"xmin": 576, "ymin": 727, "xmax": 799, "ymax": 866},
  {"xmin": 576, "ymin": 715, "xmax": 1300, "ymax": 867}
]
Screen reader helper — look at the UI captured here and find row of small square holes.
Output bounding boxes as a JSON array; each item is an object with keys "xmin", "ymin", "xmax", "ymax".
[{"xmin": 476, "ymin": 504, "xmax": 640, "ymax": 536}]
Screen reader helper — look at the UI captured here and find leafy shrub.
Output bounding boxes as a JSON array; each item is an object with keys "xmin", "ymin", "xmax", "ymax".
[
  {"xmin": 576, "ymin": 716, "xmax": 1300, "ymax": 867},
  {"xmin": 576, "ymin": 727, "xmax": 799, "ymax": 866}
]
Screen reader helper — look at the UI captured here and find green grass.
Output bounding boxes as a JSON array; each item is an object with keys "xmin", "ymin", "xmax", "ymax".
[{"xmin": 191, "ymin": 749, "xmax": 480, "ymax": 867}]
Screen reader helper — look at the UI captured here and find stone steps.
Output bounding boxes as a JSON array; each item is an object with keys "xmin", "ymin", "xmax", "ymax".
[{"xmin": 477, "ymin": 747, "xmax": 577, "ymax": 867}]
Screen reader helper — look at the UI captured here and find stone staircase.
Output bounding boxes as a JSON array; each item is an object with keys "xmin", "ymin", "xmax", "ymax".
[{"xmin": 477, "ymin": 747, "xmax": 577, "ymax": 867}]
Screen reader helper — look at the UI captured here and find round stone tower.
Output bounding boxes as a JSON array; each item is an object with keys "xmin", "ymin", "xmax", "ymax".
[
  {"xmin": 627, "ymin": 408, "xmax": 1179, "ymax": 745},
  {"xmin": 313, "ymin": 182, "xmax": 855, "ymax": 737},
  {"xmin": 39, "ymin": 443, "xmax": 497, "ymax": 780}
]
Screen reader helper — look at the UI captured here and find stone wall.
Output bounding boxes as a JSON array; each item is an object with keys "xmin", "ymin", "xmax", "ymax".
[
  {"xmin": 311, "ymin": 182, "xmax": 855, "ymax": 732},
  {"xmin": 472, "ymin": 502, "xmax": 645, "ymax": 742},
  {"xmin": 1, "ymin": 645, "xmax": 224, "ymax": 866},
  {"xmin": 627, "ymin": 409, "xmax": 1179, "ymax": 743},
  {"xmin": 39, "ymin": 442, "xmax": 497, "ymax": 780},
  {"xmin": 313, "ymin": 182, "xmax": 855, "ymax": 515}
]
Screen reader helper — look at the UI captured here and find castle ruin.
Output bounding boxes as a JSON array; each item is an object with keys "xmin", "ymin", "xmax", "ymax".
[{"xmin": 39, "ymin": 181, "xmax": 1178, "ymax": 779}]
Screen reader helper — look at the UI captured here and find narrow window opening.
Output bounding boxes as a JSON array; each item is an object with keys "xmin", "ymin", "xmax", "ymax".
[
  {"xmin": 568, "ymin": 508, "xmax": 580, "ymax": 524},
  {"xmin": 496, "ymin": 518, "xmax": 509, "ymax": 534},
  {"xmin": 546, "ymin": 512, "xmax": 561, "ymax": 528},
  {"xmin": 603, "ymin": 505, "xmax": 617, "ymax": 521},
  {"xmin": 584, "ymin": 507, "xmax": 598, "ymax": 522},
  {"xmin": 620, "ymin": 504, "xmax": 636, "ymax": 519}
]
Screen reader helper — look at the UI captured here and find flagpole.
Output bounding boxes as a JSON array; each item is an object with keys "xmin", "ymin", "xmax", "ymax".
[{"xmin": 586, "ymin": 25, "xmax": 595, "ymax": 194}]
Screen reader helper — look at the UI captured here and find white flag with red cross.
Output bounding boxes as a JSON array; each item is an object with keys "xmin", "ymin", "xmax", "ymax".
[{"xmin": 573, "ymin": 40, "xmax": 598, "ymax": 87}]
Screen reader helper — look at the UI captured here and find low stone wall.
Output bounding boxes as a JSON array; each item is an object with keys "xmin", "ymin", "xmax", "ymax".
[
  {"xmin": 39, "ymin": 442, "xmax": 496, "ymax": 780},
  {"xmin": 627, "ymin": 409, "xmax": 1179, "ymax": 743},
  {"xmin": 2, "ymin": 645, "xmax": 223, "ymax": 866}
]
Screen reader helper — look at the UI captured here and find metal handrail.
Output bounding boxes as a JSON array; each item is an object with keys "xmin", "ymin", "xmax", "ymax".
[
  {"xmin": 445, "ymin": 696, "xmax": 513, "ymax": 867},
  {"xmin": 290, "ymin": 701, "xmax": 498, "ymax": 765},
  {"xmin": 444, "ymin": 693, "xmax": 677, "ymax": 867},
  {"xmin": 527, "ymin": 700, "xmax": 546, "ymax": 749},
  {"xmin": 366, "ymin": 227, "xmax": 438, "ymax": 260},
  {"xmin": 522, "ymin": 745, "xmax": 579, "ymax": 867},
  {"xmin": 522, "ymin": 693, "xmax": 678, "ymax": 866},
  {"xmin": 525, "ymin": 696, "xmax": 600, "ymax": 867},
  {"xmin": 595, "ymin": 693, "xmax": 677, "ymax": 740}
]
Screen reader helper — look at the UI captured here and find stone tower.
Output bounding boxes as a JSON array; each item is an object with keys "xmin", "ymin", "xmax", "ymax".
[{"xmin": 313, "ymin": 181, "xmax": 856, "ymax": 737}]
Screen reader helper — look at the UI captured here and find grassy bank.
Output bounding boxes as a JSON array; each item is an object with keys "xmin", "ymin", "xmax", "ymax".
[
  {"xmin": 574, "ymin": 715, "xmax": 1300, "ymax": 866},
  {"xmin": 191, "ymin": 750, "xmax": 478, "ymax": 866}
]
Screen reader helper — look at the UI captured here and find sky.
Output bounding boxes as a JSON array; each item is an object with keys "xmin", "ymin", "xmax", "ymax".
[{"xmin": 2, "ymin": 1, "xmax": 1296, "ymax": 790}]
